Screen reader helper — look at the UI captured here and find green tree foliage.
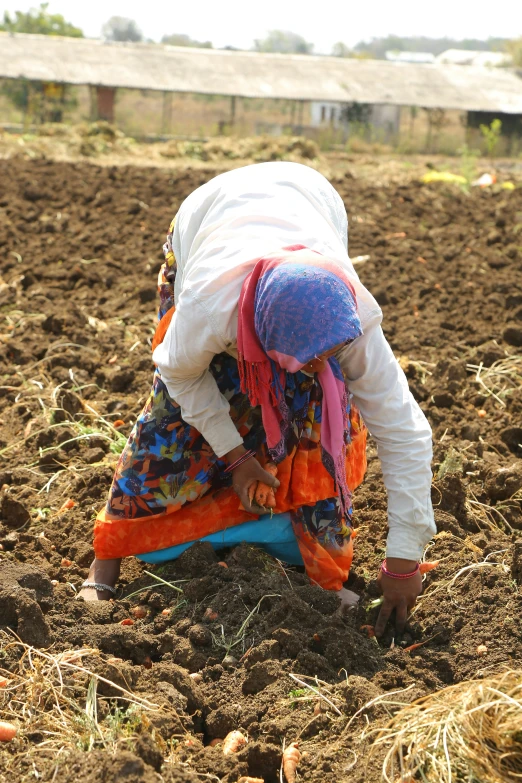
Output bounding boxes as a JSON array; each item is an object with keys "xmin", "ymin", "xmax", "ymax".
[
  {"xmin": 341, "ymin": 102, "xmax": 372, "ymax": 125},
  {"xmin": 0, "ymin": 4, "xmax": 82, "ymax": 118},
  {"xmin": 331, "ymin": 42, "xmax": 371, "ymax": 59},
  {"xmin": 331, "ymin": 42, "xmax": 351, "ymax": 57},
  {"xmin": 506, "ymin": 37, "xmax": 522, "ymax": 66},
  {"xmin": 0, "ymin": 2, "xmax": 83, "ymax": 37},
  {"xmin": 101, "ymin": 16, "xmax": 143, "ymax": 42},
  {"xmin": 352, "ymin": 35, "xmax": 509, "ymax": 59},
  {"xmin": 2, "ymin": 77, "xmax": 77, "ymax": 121},
  {"xmin": 254, "ymin": 30, "xmax": 313, "ymax": 55},
  {"xmin": 161, "ymin": 33, "xmax": 212, "ymax": 49}
]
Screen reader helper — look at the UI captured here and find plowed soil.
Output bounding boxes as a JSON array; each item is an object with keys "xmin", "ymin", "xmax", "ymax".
[{"xmin": 1, "ymin": 158, "xmax": 521, "ymax": 783}]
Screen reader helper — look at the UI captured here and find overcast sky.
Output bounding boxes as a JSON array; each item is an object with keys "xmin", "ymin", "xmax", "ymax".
[{"xmin": 1, "ymin": 0, "xmax": 520, "ymax": 52}]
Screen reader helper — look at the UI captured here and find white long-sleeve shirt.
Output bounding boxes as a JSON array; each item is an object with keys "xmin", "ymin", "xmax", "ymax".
[{"xmin": 153, "ymin": 162, "xmax": 436, "ymax": 561}]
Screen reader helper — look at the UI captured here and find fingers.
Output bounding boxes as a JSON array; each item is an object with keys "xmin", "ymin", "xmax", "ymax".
[
  {"xmin": 375, "ymin": 572, "xmax": 422, "ymax": 637},
  {"xmin": 238, "ymin": 485, "xmax": 256, "ymax": 514},
  {"xmin": 233, "ymin": 460, "xmax": 278, "ymax": 513},
  {"xmin": 375, "ymin": 599, "xmax": 411, "ymax": 637},
  {"xmin": 238, "ymin": 483, "xmax": 266, "ymax": 514},
  {"xmin": 242, "ymin": 496, "xmax": 265, "ymax": 514},
  {"xmin": 374, "ymin": 599, "xmax": 393, "ymax": 637},
  {"xmin": 394, "ymin": 598, "xmax": 408, "ymax": 636},
  {"xmin": 407, "ymin": 595, "xmax": 418, "ymax": 612},
  {"xmin": 259, "ymin": 468, "xmax": 280, "ymax": 488}
]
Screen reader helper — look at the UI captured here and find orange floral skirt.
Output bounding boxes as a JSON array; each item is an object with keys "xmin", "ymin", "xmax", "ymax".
[
  {"xmin": 94, "ymin": 351, "xmax": 366, "ymax": 591},
  {"xmin": 93, "ymin": 225, "xmax": 367, "ymax": 591}
]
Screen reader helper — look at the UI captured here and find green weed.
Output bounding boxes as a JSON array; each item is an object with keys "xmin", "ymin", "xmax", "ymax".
[{"xmin": 480, "ymin": 118, "xmax": 502, "ymax": 157}]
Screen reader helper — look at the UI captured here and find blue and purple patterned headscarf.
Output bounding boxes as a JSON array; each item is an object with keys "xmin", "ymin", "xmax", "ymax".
[{"xmin": 238, "ymin": 245, "xmax": 362, "ymax": 512}]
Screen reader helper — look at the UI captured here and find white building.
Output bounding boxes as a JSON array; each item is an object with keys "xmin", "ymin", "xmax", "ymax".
[
  {"xmin": 309, "ymin": 101, "xmax": 401, "ymax": 140},
  {"xmin": 385, "ymin": 51, "xmax": 435, "ymax": 64},
  {"xmin": 2, "ymin": 33, "xmax": 521, "ymax": 139},
  {"xmin": 436, "ymin": 49, "xmax": 512, "ymax": 67}
]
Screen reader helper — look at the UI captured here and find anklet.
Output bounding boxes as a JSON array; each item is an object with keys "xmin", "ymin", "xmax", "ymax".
[{"xmin": 81, "ymin": 581, "xmax": 117, "ymax": 594}]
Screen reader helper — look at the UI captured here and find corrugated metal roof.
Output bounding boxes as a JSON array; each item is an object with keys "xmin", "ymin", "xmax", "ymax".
[{"xmin": 1, "ymin": 32, "xmax": 521, "ymax": 113}]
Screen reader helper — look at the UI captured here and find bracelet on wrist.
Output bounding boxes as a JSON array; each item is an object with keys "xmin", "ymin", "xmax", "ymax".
[
  {"xmin": 224, "ymin": 449, "xmax": 256, "ymax": 473},
  {"xmin": 380, "ymin": 559, "xmax": 419, "ymax": 580}
]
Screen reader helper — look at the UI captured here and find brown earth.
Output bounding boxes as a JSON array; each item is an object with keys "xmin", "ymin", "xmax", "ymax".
[{"xmin": 0, "ymin": 158, "xmax": 521, "ymax": 783}]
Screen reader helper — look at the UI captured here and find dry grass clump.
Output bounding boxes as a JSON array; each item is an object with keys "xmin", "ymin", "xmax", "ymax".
[
  {"xmin": 374, "ymin": 668, "xmax": 522, "ymax": 783},
  {"xmin": 0, "ymin": 122, "xmax": 138, "ymax": 161},
  {"xmin": 467, "ymin": 355, "xmax": 522, "ymax": 407},
  {"xmin": 159, "ymin": 135, "xmax": 320, "ymax": 163},
  {"xmin": 0, "ymin": 632, "xmax": 158, "ymax": 759},
  {"xmin": 411, "ymin": 549, "xmax": 511, "ymax": 613},
  {"xmin": 1, "ymin": 120, "xmax": 323, "ymax": 168}
]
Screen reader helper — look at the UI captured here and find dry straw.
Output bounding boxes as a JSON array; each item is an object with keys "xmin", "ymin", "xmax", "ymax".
[
  {"xmin": 373, "ymin": 668, "xmax": 522, "ymax": 783},
  {"xmin": 466, "ymin": 355, "xmax": 522, "ymax": 408},
  {"xmin": 0, "ymin": 631, "xmax": 159, "ymax": 760}
]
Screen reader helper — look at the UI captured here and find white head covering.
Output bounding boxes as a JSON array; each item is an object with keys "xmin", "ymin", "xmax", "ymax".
[{"xmin": 171, "ymin": 162, "xmax": 379, "ymax": 340}]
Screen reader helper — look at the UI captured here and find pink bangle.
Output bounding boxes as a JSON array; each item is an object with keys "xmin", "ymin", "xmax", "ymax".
[
  {"xmin": 381, "ymin": 560, "xmax": 420, "ymax": 579},
  {"xmin": 224, "ymin": 449, "xmax": 256, "ymax": 473}
]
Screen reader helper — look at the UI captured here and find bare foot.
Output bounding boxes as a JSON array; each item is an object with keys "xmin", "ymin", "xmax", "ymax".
[
  {"xmin": 77, "ymin": 557, "xmax": 122, "ymax": 601},
  {"xmin": 336, "ymin": 586, "xmax": 360, "ymax": 611}
]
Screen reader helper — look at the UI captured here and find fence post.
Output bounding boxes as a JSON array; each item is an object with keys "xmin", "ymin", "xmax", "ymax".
[{"xmin": 162, "ymin": 91, "xmax": 172, "ymax": 135}]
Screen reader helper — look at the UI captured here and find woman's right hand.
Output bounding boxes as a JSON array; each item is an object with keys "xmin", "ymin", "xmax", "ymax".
[{"xmin": 226, "ymin": 447, "xmax": 280, "ymax": 513}]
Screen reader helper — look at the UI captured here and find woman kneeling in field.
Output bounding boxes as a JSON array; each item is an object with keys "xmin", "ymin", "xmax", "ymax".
[{"xmin": 79, "ymin": 162, "xmax": 435, "ymax": 636}]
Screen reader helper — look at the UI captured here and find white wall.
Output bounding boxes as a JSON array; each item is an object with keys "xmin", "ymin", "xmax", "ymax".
[
  {"xmin": 310, "ymin": 101, "xmax": 344, "ymax": 127},
  {"xmin": 310, "ymin": 101, "xmax": 401, "ymax": 139}
]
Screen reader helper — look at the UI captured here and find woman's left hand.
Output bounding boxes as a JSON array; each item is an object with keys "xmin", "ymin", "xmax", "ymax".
[{"xmin": 374, "ymin": 558, "xmax": 422, "ymax": 637}]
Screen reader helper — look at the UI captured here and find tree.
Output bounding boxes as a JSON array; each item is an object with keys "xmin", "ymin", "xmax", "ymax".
[
  {"xmin": 254, "ymin": 30, "xmax": 313, "ymax": 55},
  {"xmin": 0, "ymin": 3, "xmax": 83, "ymax": 121},
  {"xmin": 506, "ymin": 37, "xmax": 522, "ymax": 66},
  {"xmin": 102, "ymin": 16, "xmax": 143, "ymax": 43},
  {"xmin": 0, "ymin": 3, "xmax": 83, "ymax": 37},
  {"xmin": 340, "ymin": 102, "xmax": 372, "ymax": 126},
  {"xmin": 162, "ymin": 33, "xmax": 212, "ymax": 49},
  {"xmin": 352, "ymin": 35, "xmax": 509, "ymax": 60},
  {"xmin": 331, "ymin": 42, "xmax": 351, "ymax": 57},
  {"xmin": 331, "ymin": 42, "xmax": 371, "ymax": 59}
]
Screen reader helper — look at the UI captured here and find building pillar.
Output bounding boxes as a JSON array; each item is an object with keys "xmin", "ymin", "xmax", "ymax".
[
  {"xmin": 290, "ymin": 100, "xmax": 297, "ymax": 128},
  {"xmin": 96, "ymin": 86, "xmax": 116, "ymax": 123},
  {"xmin": 88, "ymin": 86, "xmax": 97, "ymax": 121},
  {"xmin": 23, "ymin": 82, "xmax": 35, "ymax": 130},
  {"xmin": 394, "ymin": 105, "xmax": 402, "ymax": 145},
  {"xmin": 229, "ymin": 95, "xmax": 236, "ymax": 128},
  {"xmin": 297, "ymin": 100, "xmax": 304, "ymax": 130}
]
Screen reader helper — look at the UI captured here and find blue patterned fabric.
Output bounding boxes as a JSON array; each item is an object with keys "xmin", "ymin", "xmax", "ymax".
[{"xmin": 254, "ymin": 263, "xmax": 362, "ymax": 366}]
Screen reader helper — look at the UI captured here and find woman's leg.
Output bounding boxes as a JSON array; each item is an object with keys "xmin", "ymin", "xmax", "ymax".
[
  {"xmin": 81, "ymin": 372, "xmax": 221, "ymax": 600},
  {"xmin": 77, "ymin": 558, "xmax": 121, "ymax": 601},
  {"xmin": 290, "ymin": 497, "xmax": 359, "ymax": 609},
  {"xmin": 83, "ymin": 354, "xmax": 264, "ymax": 599}
]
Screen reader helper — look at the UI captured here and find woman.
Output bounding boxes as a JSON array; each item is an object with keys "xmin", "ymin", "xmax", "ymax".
[{"xmin": 80, "ymin": 162, "xmax": 435, "ymax": 636}]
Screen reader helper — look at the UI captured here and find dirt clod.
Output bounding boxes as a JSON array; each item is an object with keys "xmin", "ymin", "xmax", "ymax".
[
  {"xmin": 0, "ymin": 496, "xmax": 31, "ymax": 529},
  {"xmin": 242, "ymin": 661, "xmax": 282, "ymax": 694}
]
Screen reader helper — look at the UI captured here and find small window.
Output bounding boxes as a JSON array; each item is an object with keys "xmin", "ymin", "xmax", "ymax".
[{"xmin": 321, "ymin": 105, "xmax": 326, "ymax": 122}]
